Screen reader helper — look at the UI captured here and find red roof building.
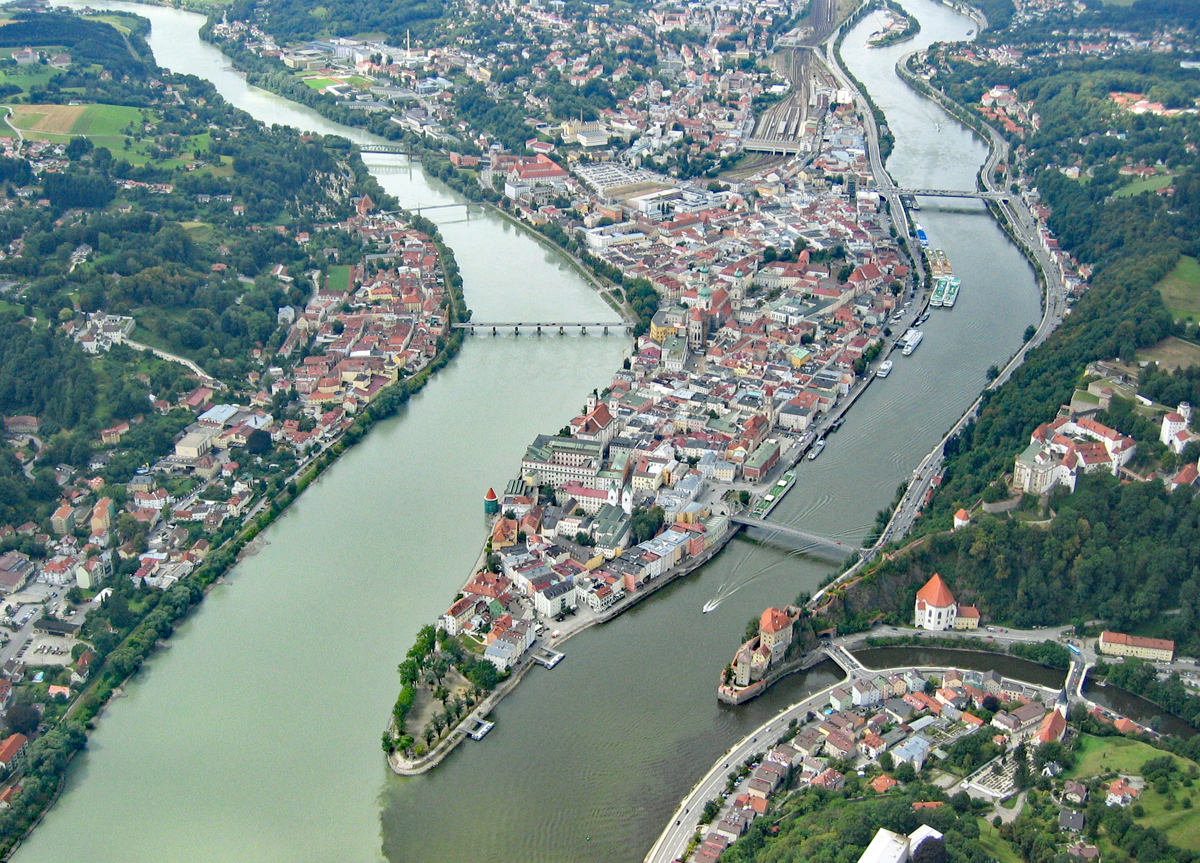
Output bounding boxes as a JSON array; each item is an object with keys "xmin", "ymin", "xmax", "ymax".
[{"xmin": 914, "ymin": 573, "xmax": 958, "ymax": 631}]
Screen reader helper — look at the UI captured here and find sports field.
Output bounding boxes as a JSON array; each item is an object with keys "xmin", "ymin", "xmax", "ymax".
[{"xmin": 326, "ymin": 265, "xmax": 351, "ymax": 292}]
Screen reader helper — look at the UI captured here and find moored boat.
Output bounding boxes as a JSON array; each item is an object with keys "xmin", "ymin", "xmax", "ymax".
[
  {"xmin": 901, "ymin": 330, "xmax": 924, "ymax": 356},
  {"xmin": 943, "ymin": 277, "xmax": 961, "ymax": 307}
]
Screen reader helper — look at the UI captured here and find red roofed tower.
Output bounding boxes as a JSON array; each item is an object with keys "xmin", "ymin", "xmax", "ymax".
[
  {"xmin": 484, "ymin": 487, "xmax": 499, "ymax": 516},
  {"xmin": 914, "ymin": 573, "xmax": 957, "ymax": 631}
]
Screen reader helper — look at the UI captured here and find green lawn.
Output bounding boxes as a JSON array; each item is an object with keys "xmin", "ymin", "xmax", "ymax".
[
  {"xmin": 1137, "ymin": 781, "xmax": 1200, "ymax": 850},
  {"xmin": 1156, "ymin": 255, "xmax": 1200, "ymax": 322},
  {"xmin": 976, "ymin": 818, "xmax": 1022, "ymax": 863},
  {"xmin": 1068, "ymin": 734, "xmax": 1186, "ymax": 779},
  {"xmin": 0, "ymin": 65, "xmax": 61, "ymax": 92},
  {"xmin": 180, "ymin": 221, "xmax": 213, "ymax": 241},
  {"xmin": 1114, "ymin": 173, "xmax": 1174, "ymax": 198},
  {"xmin": 303, "ymin": 77, "xmax": 340, "ymax": 90},
  {"xmin": 326, "ymin": 265, "xmax": 351, "ymax": 292},
  {"xmin": 1069, "ymin": 736, "xmax": 1200, "ymax": 849}
]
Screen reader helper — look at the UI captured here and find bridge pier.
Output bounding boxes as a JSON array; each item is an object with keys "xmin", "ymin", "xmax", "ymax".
[
  {"xmin": 581, "ymin": 326, "xmax": 586, "ymax": 334},
  {"xmin": 514, "ymin": 326, "xmax": 519, "ymax": 336},
  {"xmin": 603, "ymin": 326, "xmax": 608, "ymax": 334},
  {"xmin": 536, "ymin": 325, "xmax": 541, "ymax": 335},
  {"xmin": 491, "ymin": 326, "xmax": 497, "ymax": 336},
  {"xmin": 559, "ymin": 326, "xmax": 564, "ymax": 335}
]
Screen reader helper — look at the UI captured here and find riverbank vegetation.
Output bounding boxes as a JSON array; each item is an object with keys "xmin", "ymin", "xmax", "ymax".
[
  {"xmin": 867, "ymin": 0, "xmax": 920, "ymax": 48},
  {"xmin": 719, "ymin": 783, "xmax": 992, "ymax": 863},
  {"xmin": 833, "ymin": 2, "xmax": 896, "ymax": 160},
  {"xmin": 1096, "ymin": 660, "xmax": 1200, "ymax": 731},
  {"xmin": 383, "ymin": 626, "xmax": 504, "ymax": 758}
]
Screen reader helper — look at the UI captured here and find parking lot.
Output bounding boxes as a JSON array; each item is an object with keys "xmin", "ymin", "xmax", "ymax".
[{"xmin": 21, "ymin": 634, "xmax": 79, "ymax": 666}]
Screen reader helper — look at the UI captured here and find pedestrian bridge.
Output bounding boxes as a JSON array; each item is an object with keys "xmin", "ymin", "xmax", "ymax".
[
  {"xmin": 451, "ymin": 321, "xmax": 631, "ymax": 334},
  {"xmin": 731, "ymin": 514, "xmax": 863, "ymax": 559}
]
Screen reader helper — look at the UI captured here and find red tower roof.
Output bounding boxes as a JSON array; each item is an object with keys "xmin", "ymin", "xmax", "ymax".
[
  {"xmin": 484, "ymin": 487, "xmax": 497, "ymax": 501},
  {"xmin": 916, "ymin": 573, "xmax": 955, "ymax": 609}
]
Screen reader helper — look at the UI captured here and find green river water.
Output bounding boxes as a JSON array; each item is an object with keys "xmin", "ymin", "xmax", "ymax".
[{"xmin": 23, "ymin": 2, "xmax": 1044, "ymax": 861}]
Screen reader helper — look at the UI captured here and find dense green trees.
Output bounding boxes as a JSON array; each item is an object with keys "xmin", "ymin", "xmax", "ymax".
[
  {"xmin": 0, "ymin": 315, "xmax": 97, "ymax": 428},
  {"xmin": 43, "ymin": 172, "xmax": 116, "ymax": 210},
  {"xmin": 874, "ymin": 472, "xmax": 1200, "ymax": 646},
  {"xmin": 720, "ymin": 786, "xmax": 992, "ymax": 863},
  {"xmin": 631, "ymin": 505, "xmax": 665, "ymax": 544},
  {"xmin": 243, "ymin": 0, "xmax": 446, "ymax": 43}
]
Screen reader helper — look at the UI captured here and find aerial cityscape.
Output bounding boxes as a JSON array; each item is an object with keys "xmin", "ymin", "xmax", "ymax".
[{"xmin": 0, "ymin": 0, "xmax": 1197, "ymax": 859}]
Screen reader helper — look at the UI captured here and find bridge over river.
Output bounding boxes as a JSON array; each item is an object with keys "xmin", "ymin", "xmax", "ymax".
[
  {"xmin": 890, "ymin": 187, "xmax": 1009, "ymax": 200},
  {"xmin": 451, "ymin": 321, "xmax": 631, "ymax": 334},
  {"xmin": 731, "ymin": 514, "xmax": 864, "ymax": 560}
]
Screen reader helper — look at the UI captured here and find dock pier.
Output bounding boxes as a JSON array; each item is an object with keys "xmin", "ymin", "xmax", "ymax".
[{"xmin": 532, "ymin": 646, "xmax": 565, "ymax": 668}]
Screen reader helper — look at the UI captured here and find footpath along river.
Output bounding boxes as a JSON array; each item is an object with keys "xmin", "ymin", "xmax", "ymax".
[{"xmin": 25, "ymin": 2, "xmax": 1041, "ymax": 862}]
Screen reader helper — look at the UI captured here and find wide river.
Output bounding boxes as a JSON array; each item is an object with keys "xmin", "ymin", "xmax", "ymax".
[{"xmin": 27, "ymin": 2, "xmax": 1039, "ymax": 861}]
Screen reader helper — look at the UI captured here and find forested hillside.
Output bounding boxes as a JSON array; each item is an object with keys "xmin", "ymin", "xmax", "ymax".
[
  {"xmin": 916, "ymin": 54, "xmax": 1200, "ymax": 520},
  {"xmin": 0, "ymin": 12, "xmax": 149, "ymax": 77},
  {"xmin": 867, "ymin": 475, "xmax": 1200, "ymax": 642},
  {"xmin": 228, "ymin": 0, "xmax": 446, "ymax": 44}
]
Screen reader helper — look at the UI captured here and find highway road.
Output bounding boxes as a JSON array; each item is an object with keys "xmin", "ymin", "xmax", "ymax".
[{"xmin": 643, "ymin": 676, "xmax": 848, "ymax": 863}]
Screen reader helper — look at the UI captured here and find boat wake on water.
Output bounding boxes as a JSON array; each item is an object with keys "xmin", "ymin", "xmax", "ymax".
[{"xmin": 701, "ymin": 524, "xmax": 874, "ymax": 612}]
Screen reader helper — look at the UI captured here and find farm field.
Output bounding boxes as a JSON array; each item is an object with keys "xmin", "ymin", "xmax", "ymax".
[{"xmin": 3, "ymin": 102, "xmax": 144, "ymax": 139}]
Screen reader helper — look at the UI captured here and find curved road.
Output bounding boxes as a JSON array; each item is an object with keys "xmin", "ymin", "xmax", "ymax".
[{"xmin": 643, "ymin": 628, "xmax": 1072, "ymax": 863}]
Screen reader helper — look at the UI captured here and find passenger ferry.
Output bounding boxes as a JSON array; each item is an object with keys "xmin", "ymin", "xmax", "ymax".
[
  {"xmin": 807, "ymin": 439, "xmax": 826, "ymax": 460},
  {"xmin": 930, "ymin": 277, "xmax": 948, "ymax": 307},
  {"xmin": 915, "ymin": 225, "xmax": 929, "ymax": 248},
  {"xmin": 901, "ymin": 330, "xmax": 924, "ymax": 356},
  {"xmin": 876, "ymin": 359, "xmax": 894, "ymax": 378},
  {"xmin": 942, "ymin": 277, "xmax": 961, "ymax": 307}
]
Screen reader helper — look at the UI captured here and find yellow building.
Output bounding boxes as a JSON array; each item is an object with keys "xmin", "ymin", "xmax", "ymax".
[{"xmin": 1098, "ymin": 631, "xmax": 1174, "ymax": 663}]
